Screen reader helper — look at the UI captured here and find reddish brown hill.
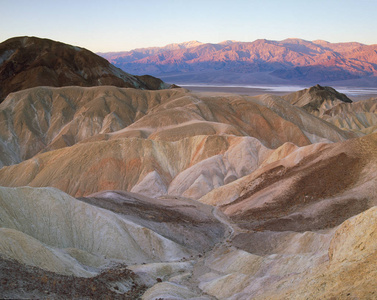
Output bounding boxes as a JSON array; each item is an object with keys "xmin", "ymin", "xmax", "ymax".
[{"xmin": 0, "ymin": 36, "xmax": 170, "ymax": 102}]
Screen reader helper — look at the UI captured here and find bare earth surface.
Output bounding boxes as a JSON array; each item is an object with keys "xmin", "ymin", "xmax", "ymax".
[{"xmin": 1, "ymin": 84, "xmax": 377, "ymax": 299}]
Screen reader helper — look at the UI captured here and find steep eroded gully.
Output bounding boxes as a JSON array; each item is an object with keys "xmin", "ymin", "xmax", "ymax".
[{"xmin": 181, "ymin": 206, "xmax": 251, "ymax": 299}]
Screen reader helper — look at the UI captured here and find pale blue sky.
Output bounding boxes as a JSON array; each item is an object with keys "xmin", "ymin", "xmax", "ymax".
[{"xmin": 1, "ymin": 0, "xmax": 376, "ymax": 52}]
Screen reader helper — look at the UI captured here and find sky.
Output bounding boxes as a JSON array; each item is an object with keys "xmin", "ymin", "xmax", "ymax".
[{"xmin": 1, "ymin": 0, "xmax": 377, "ymax": 52}]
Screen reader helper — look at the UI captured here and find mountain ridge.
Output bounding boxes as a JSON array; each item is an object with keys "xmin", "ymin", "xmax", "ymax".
[{"xmin": 98, "ymin": 38, "xmax": 377, "ymax": 86}]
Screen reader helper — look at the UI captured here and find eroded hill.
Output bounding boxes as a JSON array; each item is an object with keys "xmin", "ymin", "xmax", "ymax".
[{"xmin": 1, "ymin": 84, "xmax": 377, "ymax": 299}]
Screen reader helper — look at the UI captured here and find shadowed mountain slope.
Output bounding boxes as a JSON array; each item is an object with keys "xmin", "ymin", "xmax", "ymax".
[
  {"xmin": 0, "ymin": 36, "xmax": 171, "ymax": 102},
  {"xmin": 78, "ymin": 190, "xmax": 226, "ymax": 252}
]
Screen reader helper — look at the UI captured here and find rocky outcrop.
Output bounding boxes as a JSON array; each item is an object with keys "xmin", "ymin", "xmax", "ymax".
[{"xmin": 283, "ymin": 84, "xmax": 353, "ymax": 114}]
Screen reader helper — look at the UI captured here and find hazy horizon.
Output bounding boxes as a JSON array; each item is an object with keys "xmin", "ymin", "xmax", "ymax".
[{"xmin": 1, "ymin": 0, "xmax": 377, "ymax": 52}]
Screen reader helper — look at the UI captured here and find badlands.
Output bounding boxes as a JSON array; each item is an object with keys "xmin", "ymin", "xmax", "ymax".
[{"xmin": 1, "ymin": 37, "xmax": 377, "ymax": 299}]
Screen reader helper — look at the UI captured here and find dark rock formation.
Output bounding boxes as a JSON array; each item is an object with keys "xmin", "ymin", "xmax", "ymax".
[
  {"xmin": 0, "ymin": 36, "xmax": 171, "ymax": 102},
  {"xmin": 283, "ymin": 84, "xmax": 353, "ymax": 113}
]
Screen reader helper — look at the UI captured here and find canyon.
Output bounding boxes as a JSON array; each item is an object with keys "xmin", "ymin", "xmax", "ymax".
[{"xmin": 0, "ymin": 36, "xmax": 377, "ymax": 299}]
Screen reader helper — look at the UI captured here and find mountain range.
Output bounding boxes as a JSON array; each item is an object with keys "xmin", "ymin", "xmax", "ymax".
[
  {"xmin": 1, "ymin": 36, "xmax": 377, "ymax": 299},
  {"xmin": 99, "ymin": 38, "xmax": 377, "ymax": 86}
]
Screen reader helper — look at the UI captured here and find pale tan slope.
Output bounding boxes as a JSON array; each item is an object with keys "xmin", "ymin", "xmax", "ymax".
[
  {"xmin": 0, "ymin": 86, "xmax": 354, "ymax": 169},
  {"xmin": 107, "ymin": 91, "xmax": 353, "ymax": 146},
  {"xmin": 2, "ymin": 175, "xmax": 377, "ymax": 299},
  {"xmin": 216, "ymin": 133, "xmax": 377, "ymax": 232},
  {"xmin": 0, "ymin": 228, "xmax": 105, "ymax": 277},
  {"xmin": 0, "ymin": 186, "xmax": 226, "ymax": 296},
  {"xmin": 140, "ymin": 192, "xmax": 377, "ymax": 299},
  {"xmin": 136, "ymin": 202, "xmax": 377, "ymax": 299},
  {"xmin": 0, "ymin": 187, "xmax": 196, "ymax": 272},
  {"xmin": 0, "ymin": 86, "xmax": 186, "ymax": 167},
  {"xmin": 197, "ymin": 206, "xmax": 377, "ymax": 300},
  {"xmin": 0, "ymin": 135, "xmax": 270, "ymax": 198},
  {"xmin": 249, "ymin": 206, "xmax": 377, "ymax": 300}
]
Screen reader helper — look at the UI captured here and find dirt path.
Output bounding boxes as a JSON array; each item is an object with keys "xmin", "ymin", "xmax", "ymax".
[{"xmin": 212, "ymin": 206, "xmax": 249, "ymax": 241}]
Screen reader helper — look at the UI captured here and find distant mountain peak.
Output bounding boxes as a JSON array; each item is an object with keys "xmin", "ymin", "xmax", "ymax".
[
  {"xmin": 312, "ymin": 39, "xmax": 330, "ymax": 44},
  {"xmin": 219, "ymin": 40, "xmax": 238, "ymax": 45},
  {"xmin": 178, "ymin": 40, "xmax": 203, "ymax": 47},
  {"xmin": 281, "ymin": 38, "xmax": 310, "ymax": 43},
  {"xmin": 159, "ymin": 40, "xmax": 204, "ymax": 51}
]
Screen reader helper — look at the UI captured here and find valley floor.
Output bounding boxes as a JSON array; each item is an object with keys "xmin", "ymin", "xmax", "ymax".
[{"xmin": 181, "ymin": 84, "xmax": 377, "ymax": 101}]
